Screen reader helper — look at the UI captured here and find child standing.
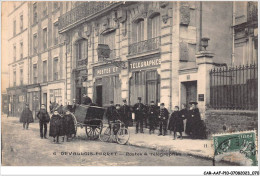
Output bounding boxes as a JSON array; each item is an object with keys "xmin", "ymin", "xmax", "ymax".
[
  {"xmin": 49, "ymin": 110, "xmax": 62, "ymax": 144},
  {"xmin": 63, "ymin": 109, "xmax": 76, "ymax": 141},
  {"xmin": 168, "ymin": 106, "xmax": 184, "ymax": 140}
]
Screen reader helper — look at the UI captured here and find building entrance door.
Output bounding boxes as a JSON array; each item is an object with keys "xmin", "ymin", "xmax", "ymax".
[
  {"xmin": 184, "ymin": 81, "xmax": 197, "ymax": 107},
  {"xmin": 96, "ymin": 85, "xmax": 102, "ymax": 107}
]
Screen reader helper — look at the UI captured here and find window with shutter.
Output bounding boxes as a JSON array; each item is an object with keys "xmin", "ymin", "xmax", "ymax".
[
  {"xmin": 148, "ymin": 14, "xmax": 160, "ymax": 39},
  {"xmin": 43, "ymin": 28, "xmax": 47, "ymax": 50},
  {"xmin": 20, "ymin": 41, "xmax": 23, "ymax": 60}
]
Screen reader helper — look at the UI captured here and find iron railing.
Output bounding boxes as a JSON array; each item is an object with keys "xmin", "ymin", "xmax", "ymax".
[
  {"xmin": 58, "ymin": 2, "xmax": 119, "ymax": 30},
  {"xmin": 128, "ymin": 37, "xmax": 161, "ymax": 56},
  {"xmin": 210, "ymin": 63, "xmax": 258, "ymax": 110}
]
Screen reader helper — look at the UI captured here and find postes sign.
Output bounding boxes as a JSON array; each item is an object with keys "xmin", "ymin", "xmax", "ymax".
[
  {"xmin": 93, "ymin": 64, "xmax": 120, "ymax": 77},
  {"xmin": 129, "ymin": 57, "xmax": 161, "ymax": 71}
]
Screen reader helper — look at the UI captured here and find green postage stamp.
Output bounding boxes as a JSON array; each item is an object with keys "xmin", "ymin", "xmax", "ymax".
[{"xmin": 213, "ymin": 131, "xmax": 258, "ymax": 166}]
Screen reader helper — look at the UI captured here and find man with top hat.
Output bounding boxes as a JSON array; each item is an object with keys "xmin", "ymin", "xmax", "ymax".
[
  {"xmin": 133, "ymin": 97, "xmax": 145, "ymax": 133},
  {"xmin": 147, "ymin": 101, "xmax": 159, "ymax": 134},
  {"xmin": 120, "ymin": 99, "xmax": 131, "ymax": 129},
  {"xmin": 158, "ymin": 103, "xmax": 169, "ymax": 136},
  {"xmin": 20, "ymin": 103, "xmax": 34, "ymax": 130}
]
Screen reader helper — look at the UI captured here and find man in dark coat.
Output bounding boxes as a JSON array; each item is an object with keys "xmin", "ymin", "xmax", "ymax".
[
  {"xmin": 133, "ymin": 97, "xmax": 145, "ymax": 134},
  {"xmin": 64, "ymin": 110, "xmax": 76, "ymax": 140},
  {"xmin": 158, "ymin": 103, "xmax": 169, "ymax": 136},
  {"xmin": 71, "ymin": 99, "xmax": 77, "ymax": 113},
  {"xmin": 120, "ymin": 99, "xmax": 131, "ymax": 129},
  {"xmin": 20, "ymin": 103, "xmax": 34, "ymax": 130},
  {"xmin": 106, "ymin": 101, "xmax": 116, "ymax": 122},
  {"xmin": 147, "ymin": 101, "xmax": 158, "ymax": 134},
  {"xmin": 49, "ymin": 109, "xmax": 62, "ymax": 143},
  {"xmin": 82, "ymin": 94, "xmax": 92, "ymax": 105},
  {"xmin": 37, "ymin": 104, "xmax": 50, "ymax": 139},
  {"xmin": 186, "ymin": 102, "xmax": 202, "ymax": 138},
  {"xmin": 168, "ymin": 106, "xmax": 184, "ymax": 139}
]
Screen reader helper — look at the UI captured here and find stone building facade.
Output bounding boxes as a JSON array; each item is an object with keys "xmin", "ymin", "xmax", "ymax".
[
  {"xmin": 58, "ymin": 1, "xmax": 235, "ymax": 113},
  {"xmin": 6, "ymin": 2, "xmax": 257, "ymax": 123},
  {"xmin": 7, "ymin": 2, "xmax": 29, "ymax": 117}
]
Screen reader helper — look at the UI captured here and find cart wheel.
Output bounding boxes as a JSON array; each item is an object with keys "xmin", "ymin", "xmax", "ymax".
[
  {"xmin": 85, "ymin": 123, "xmax": 102, "ymax": 140},
  {"xmin": 99, "ymin": 126, "xmax": 111, "ymax": 142},
  {"xmin": 116, "ymin": 128, "xmax": 130, "ymax": 145},
  {"xmin": 71, "ymin": 113, "xmax": 78, "ymax": 136}
]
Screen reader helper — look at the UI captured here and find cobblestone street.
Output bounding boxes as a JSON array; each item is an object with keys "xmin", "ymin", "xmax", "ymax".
[{"xmin": 1, "ymin": 116, "xmax": 233, "ymax": 166}]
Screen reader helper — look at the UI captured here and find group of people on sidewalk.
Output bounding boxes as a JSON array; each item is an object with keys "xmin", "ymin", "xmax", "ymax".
[
  {"xmin": 19, "ymin": 103, "xmax": 76, "ymax": 144},
  {"xmin": 105, "ymin": 97, "xmax": 206, "ymax": 140},
  {"xmin": 19, "ymin": 95, "xmax": 206, "ymax": 144}
]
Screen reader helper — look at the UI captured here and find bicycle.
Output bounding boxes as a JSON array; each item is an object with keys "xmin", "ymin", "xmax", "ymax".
[{"xmin": 99, "ymin": 120, "xmax": 130, "ymax": 145}]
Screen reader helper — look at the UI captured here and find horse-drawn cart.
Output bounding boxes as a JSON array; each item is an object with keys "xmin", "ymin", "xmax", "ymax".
[{"xmin": 70, "ymin": 105, "xmax": 106, "ymax": 140}]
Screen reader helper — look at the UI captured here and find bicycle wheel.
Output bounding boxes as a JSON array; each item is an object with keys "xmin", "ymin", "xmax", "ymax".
[
  {"xmin": 99, "ymin": 126, "xmax": 111, "ymax": 142},
  {"xmin": 116, "ymin": 128, "xmax": 130, "ymax": 145}
]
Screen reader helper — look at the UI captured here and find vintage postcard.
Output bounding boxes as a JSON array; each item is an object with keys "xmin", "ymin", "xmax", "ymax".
[{"xmin": 1, "ymin": 0, "xmax": 259, "ymax": 173}]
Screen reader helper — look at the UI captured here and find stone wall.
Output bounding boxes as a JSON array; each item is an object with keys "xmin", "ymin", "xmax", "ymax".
[{"xmin": 205, "ymin": 109, "xmax": 258, "ymax": 138}]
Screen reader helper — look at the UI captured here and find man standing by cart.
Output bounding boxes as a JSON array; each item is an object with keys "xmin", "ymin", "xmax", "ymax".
[
  {"xmin": 106, "ymin": 101, "xmax": 116, "ymax": 122},
  {"xmin": 133, "ymin": 97, "xmax": 145, "ymax": 134}
]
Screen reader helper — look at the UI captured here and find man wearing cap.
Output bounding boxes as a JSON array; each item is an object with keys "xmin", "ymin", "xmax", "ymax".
[
  {"xmin": 105, "ymin": 101, "xmax": 116, "ymax": 122},
  {"xmin": 37, "ymin": 104, "xmax": 50, "ymax": 139},
  {"xmin": 133, "ymin": 97, "xmax": 145, "ymax": 133},
  {"xmin": 147, "ymin": 101, "xmax": 159, "ymax": 134},
  {"xmin": 20, "ymin": 103, "xmax": 34, "ymax": 130},
  {"xmin": 158, "ymin": 103, "xmax": 169, "ymax": 136},
  {"xmin": 120, "ymin": 99, "xmax": 131, "ymax": 129}
]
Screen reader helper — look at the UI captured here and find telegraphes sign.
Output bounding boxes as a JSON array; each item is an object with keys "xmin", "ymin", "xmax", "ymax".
[
  {"xmin": 93, "ymin": 64, "xmax": 120, "ymax": 77},
  {"xmin": 213, "ymin": 131, "xmax": 257, "ymax": 166},
  {"xmin": 129, "ymin": 58, "xmax": 161, "ymax": 71}
]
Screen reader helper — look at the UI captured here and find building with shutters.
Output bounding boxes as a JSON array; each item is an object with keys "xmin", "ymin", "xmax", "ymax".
[
  {"xmin": 58, "ymin": 1, "xmax": 237, "ymax": 113},
  {"xmin": 25, "ymin": 2, "xmax": 71, "ymax": 118},
  {"xmin": 6, "ymin": 2, "xmax": 29, "ymax": 117},
  {"xmin": 6, "ymin": 2, "xmax": 257, "ymax": 121}
]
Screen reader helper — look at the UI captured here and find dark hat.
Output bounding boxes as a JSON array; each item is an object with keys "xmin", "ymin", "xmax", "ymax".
[
  {"xmin": 110, "ymin": 101, "xmax": 114, "ymax": 104},
  {"xmin": 189, "ymin": 101, "xmax": 198, "ymax": 105},
  {"xmin": 150, "ymin": 101, "xmax": 155, "ymax": 103},
  {"xmin": 160, "ymin": 103, "xmax": 165, "ymax": 106},
  {"xmin": 123, "ymin": 99, "xmax": 127, "ymax": 103},
  {"xmin": 138, "ymin": 97, "xmax": 142, "ymax": 100},
  {"xmin": 115, "ymin": 104, "xmax": 120, "ymax": 107},
  {"xmin": 174, "ymin": 106, "xmax": 179, "ymax": 109}
]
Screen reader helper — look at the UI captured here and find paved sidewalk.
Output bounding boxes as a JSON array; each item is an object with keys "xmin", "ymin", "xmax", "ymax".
[{"xmin": 127, "ymin": 127, "xmax": 214, "ymax": 159}]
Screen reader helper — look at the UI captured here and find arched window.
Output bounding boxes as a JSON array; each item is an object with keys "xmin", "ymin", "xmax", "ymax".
[
  {"xmin": 75, "ymin": 39, "xmax": 88, "ymax": 66},
  {"xmin": 132, "ymin": 19, "xmax": 144, "ymax": 43},
  {"xmin": 148, "ymin": 13, "xmax": 160, "ymax": 39}
]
